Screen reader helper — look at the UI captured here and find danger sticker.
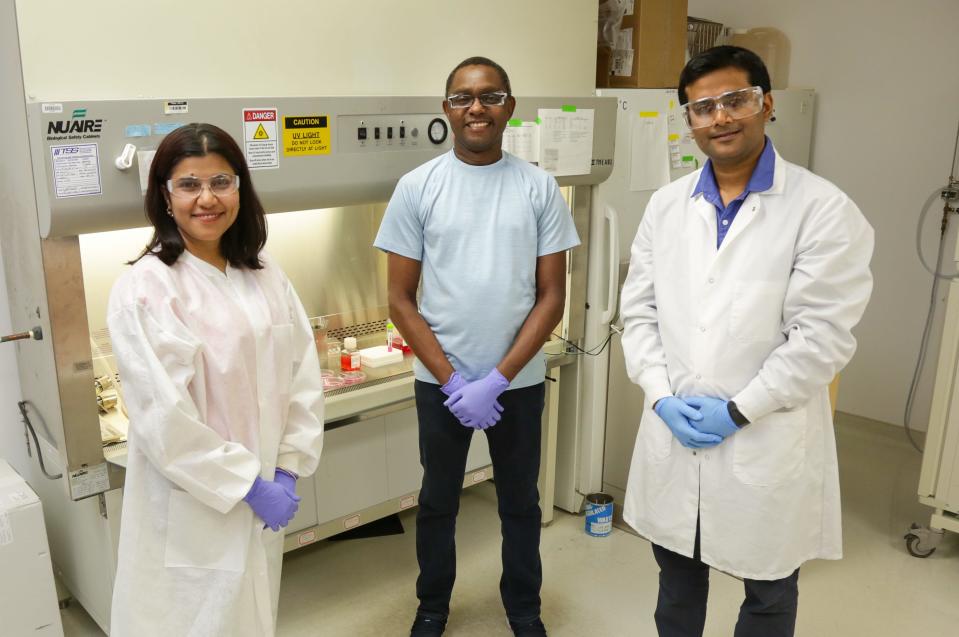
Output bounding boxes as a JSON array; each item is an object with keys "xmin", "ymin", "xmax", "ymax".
[
  {"xmin": 242, "ymin": 108, "xmax": 279, "ymax": 170},
  {"xmin": 282, "ymin": 115, "xmax": 331, "ymax": 156}
]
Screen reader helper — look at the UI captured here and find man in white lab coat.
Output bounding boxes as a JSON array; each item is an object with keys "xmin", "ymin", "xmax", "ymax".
[{"xmin": 620, "ymin": 46, "xmax": 874, "ymax": 637}]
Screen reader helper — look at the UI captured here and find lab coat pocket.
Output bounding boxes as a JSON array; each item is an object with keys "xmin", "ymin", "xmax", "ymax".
[
  {"xmin": 164, "ymin": 489, "xmax": 251, "ymax": 572},
  {"xmin": 640, "ymin": 408, "xmax": 673, "ymax": 462},
  {"xmin": 732, "ymin": 407, "xmax": 807, "ymax": 487},
  {"xmin": 729, "ymin": 282, "xmax": 785, "ymax": 343}
]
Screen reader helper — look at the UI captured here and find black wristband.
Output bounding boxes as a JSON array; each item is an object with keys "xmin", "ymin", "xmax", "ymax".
[{"xmin": 727, "ymin": 401, "xmax": 750, "ymax": 427}]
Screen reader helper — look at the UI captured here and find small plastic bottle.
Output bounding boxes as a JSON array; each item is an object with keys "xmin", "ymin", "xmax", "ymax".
[{"xmin": 341, "ymin": 337, "xmax": 361, "ymax": 372}]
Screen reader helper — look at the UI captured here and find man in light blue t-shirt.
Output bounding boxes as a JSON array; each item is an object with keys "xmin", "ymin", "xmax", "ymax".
[{"xmin": 374, "ymin": 56, "xmax": 579, "ymax": 637}]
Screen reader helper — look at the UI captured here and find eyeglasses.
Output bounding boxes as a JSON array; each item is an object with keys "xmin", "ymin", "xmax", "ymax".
[
  {"xmin": 682, "ymin": 86, "xmax": 764, "ymax": 130},
  {"xmin": 446, "ymin": 91, "xmax": 509, "ymax": 109},
  {"xmin": 166, "ymin": 173, "xmax": 240, "ymax": 199}
]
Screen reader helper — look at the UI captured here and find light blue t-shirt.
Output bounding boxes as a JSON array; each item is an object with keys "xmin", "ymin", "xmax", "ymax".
[{"xmin": 374, "ymin": 150, "xmax": 580, "ymax": 389}]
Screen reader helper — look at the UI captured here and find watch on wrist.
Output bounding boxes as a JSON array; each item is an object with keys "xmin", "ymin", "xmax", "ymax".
[{"xmin": 727, "ymin": 401, "xmax": 750, "ymax": 428}]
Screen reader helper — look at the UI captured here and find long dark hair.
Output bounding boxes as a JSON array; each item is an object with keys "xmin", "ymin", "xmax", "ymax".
[{"xmin": 133, "ymin": 122, "xmax": 267, "ymax": 269}]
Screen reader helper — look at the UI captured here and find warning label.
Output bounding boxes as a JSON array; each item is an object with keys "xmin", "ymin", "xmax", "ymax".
[
  {"xmin": 283, "ymin": 115, "xmax": 331, "ymax": 156},
  {"xmin": 242, "ymin": 108, "xmax": 279, "ymax": 170}
]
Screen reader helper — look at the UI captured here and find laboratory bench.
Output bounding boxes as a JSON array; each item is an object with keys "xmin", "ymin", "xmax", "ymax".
[{"xmin": 102, "ymin": 336, "xmax": 573, "ymax": 553}]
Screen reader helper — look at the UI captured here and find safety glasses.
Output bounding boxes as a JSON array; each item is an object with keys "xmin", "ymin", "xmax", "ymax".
[
  {"xmin": 446, "ymin": 91, "xmax": 509, "ymax": 109},
  {"xmin": 166, "ymin": 174, "xmax": 240, "ymax": 199},
  {"xmin": 682, "ymin": 86, "xmax": 764, "ymax": 130}
]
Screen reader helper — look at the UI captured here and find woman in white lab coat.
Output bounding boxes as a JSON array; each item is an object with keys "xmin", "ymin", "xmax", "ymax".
[{"xmin": 107, "ymin": 123, "xmax": 324, "ymax": 636}]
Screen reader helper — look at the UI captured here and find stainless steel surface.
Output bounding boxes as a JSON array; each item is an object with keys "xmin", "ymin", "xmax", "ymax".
[
  {"xmin": 325, "ymin": 398, "xmax": 416, "ymax": 429},
  {"xmin": 42, "ymin": 237, "xmax": 108, "ymax": 496},
  {"xmin": 264, "ymin": 205, "xmax": 388, "ymax": 320}
]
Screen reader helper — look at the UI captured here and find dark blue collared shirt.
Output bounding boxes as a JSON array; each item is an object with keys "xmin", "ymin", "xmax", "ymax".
[{"xmin": 692, "ymin": 136, "xmax": 775, "ymax": 248}]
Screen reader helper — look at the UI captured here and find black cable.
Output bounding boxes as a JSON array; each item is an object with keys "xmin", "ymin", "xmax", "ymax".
[
  {"xmin": 549, "ymin": 327, "xmax": 617, "ymax": 358},
  {"xmin": 17, "ymin": 401, "xmax": 63, "ymax": 480}
]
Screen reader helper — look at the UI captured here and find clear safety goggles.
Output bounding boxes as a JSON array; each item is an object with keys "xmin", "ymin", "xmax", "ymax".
[
  {"xmin": 682, "ymin": 86, "xmax": 764, "ymax": 130},
  {"xmin": 446, "ymin": 91, "xmax": 509, "ymax": 109},
  {"xmin": 166, "ymin": 173, "xmax": 240, "ymax": 199}
]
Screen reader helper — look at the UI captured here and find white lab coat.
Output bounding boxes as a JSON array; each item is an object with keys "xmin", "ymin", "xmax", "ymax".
[
  {"xmin": 107, "ymin": 251, "xmax": 324, "ymax": 636},
  {"xmin": 620, "ymin": 149, "xmax": 873, "ymax": 580}
]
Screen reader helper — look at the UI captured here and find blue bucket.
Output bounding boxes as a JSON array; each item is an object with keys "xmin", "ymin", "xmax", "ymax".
[{"xmin": 584, "ymin": 493, "xmax": 614, "ymax": 537}]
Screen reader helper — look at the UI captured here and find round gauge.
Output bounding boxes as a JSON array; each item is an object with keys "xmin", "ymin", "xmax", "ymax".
[{"xmin": 427, "ymin": 118, "xmax": 448, "ymax": 144}]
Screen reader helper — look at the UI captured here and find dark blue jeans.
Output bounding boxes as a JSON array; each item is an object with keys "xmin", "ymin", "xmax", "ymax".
[
  {"xmin": 652, "ymin": 522, "xmax": 799, "ymax": 637},
  {"xmin": 413, "ymin": 380, "xmax": 545, "ymax": 623}
]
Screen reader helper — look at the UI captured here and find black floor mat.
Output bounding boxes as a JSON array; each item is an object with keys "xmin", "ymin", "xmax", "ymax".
[{"xmin": 328, "ymin": 513, "xmax": 406, "ymax": 541}]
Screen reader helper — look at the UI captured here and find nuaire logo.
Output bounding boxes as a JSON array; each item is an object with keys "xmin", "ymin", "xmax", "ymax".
[{"xmin": 48, "ymin": 118, "xmax": 102, "ymax": 134}]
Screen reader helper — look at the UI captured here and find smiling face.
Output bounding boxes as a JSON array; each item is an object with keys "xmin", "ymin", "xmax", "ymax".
[
  {"xmin": 685, "ymin": 66, "xmax": 773, "ymax": 168},
  {"xmin": 442, "ymin": 64, "xmax": 516, "ymax": 165},
  {"xmin": 163, "ymin": 153, "xmax": 240, "ymax": 260}
]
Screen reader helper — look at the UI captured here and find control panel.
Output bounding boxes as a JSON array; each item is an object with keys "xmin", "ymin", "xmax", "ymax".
[{"xmin": 338, "ymin": 114, "xmax": 449, "ymax": 153}]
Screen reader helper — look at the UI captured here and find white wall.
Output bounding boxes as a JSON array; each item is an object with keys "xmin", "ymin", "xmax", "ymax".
[
  {"xmin": 14, "ymin": 0, "xmax": 596, "ymax": 99},
  {"xmin": 688, "ymin": 0, "xmax": 959, "ymax": 429}
]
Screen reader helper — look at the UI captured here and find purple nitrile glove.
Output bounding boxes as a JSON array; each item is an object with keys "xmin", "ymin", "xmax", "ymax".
[
  {"xmin": 441, "ymin": 371, "xmax": 503, "ymax": 429},
  {"xmin": 274, "ymin": 468, "xmax": 298, "ymax": 497},
  {"xmin": 682, "ymin": 396, "xmax": 740, "ymax": 440},
  {"xmin": 243, "ymin": 476, "xmax": 301, "ymax": 532},
  {"xmin": 440, "ymin": 371, "xmax": 468, "ymax": 397},
  {"xmin": 654, "ymin": 396, "xmax": 722, "ymax": 449},
  {"xmin": 443, "ymin": 369, "xmax": 510, "ymax": 430}
]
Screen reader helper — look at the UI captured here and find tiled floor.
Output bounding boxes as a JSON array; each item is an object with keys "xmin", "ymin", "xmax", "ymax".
[{"xmin": 62, "ymin": 417, "xmax": 959, "ymax": 635}]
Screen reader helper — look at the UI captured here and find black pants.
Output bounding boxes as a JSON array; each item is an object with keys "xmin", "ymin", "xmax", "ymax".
[
  {"xmin": 413, "ymin": 380, "xmax": 545, "ymax": 623},
  {"xmin": 652, "ymin": 524, "xmax": 799, "ymax": 637}
]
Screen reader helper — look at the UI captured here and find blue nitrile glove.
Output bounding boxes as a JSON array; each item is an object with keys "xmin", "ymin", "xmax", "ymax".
[
  {"xmin": 443, "ymin": 368, "xmax": 509, "ymax": 430},
  {"xmin": 440, "ymin": 371, "xmax": 468, "ymax": 397},
  {"xmin": 654, "ymin": 396, "xmax": 723, "ymax": 449},
  {"xmin": 274, "ymin": 468, "xmax": 298, "ymax": 497},
  {"xmin": 243, "ymin": 476, "xmax": 301, "ymax": 532},
  {"xmin": 683, "ymin": 396, "xmax": 740, "ymax": 439}
]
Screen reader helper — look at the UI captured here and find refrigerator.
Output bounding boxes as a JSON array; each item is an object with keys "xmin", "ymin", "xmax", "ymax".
[{"xmin": 568, "ymin": 87, "xmax": 817, "ymax": 509}]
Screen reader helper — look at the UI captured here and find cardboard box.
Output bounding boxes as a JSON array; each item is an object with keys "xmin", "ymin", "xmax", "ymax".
[
  {"xmin": 0, "ymin": 461, "xmax": 64, "ymax": 635},
  {"xmin": 597, "ymin": 0, "xmax": 688, "ymax": 89}
]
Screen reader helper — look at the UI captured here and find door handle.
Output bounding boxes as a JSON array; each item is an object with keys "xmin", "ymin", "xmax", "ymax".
[{"xmin": 599, "ymin": 205, "xmax": 620, "ymax": 325}]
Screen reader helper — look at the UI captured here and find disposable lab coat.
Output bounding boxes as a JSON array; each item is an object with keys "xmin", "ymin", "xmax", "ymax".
[
  {"xmin": 620, "ymin": 150, "xmax": 873, "ymax": 580},
  {"xmin": 107, "ymin": 250, "xmax": 324, "ymax": 636}
]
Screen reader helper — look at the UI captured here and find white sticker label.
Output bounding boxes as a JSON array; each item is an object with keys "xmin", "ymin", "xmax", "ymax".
[
  {"xmin": 242, "ymin": 108, "xmax": 279, "ymax": 170},
  {"xmin": 164, "ymin": 100, "xmax": 188, "ymax": 115},
  {"xmin": 399, "ymin": 495, "xmax": 416, "ymax": 510},
  {"xmin": 472, "ymin": 470, "xmax": 487, "ymax": 483},
  {"xmin": 42, "ymin": 103, "xmax": 63, "ymax": 114},
  {"xmin": 68, "ymin": 463, "xmax": 110, "ymax": 499},
  {"xmin": 51, "ymin": 143, "xmax": 101, "ymax": 198},
  {"xmin": 297, "ymin": 529, "xmax": 317, "ymax": 546},
  {"xmin": 343, "ymin": 514, "xmax": 360, "ymax": 530},
  {"xmin": 0, "ymin": 513, "xmax": 12, "ymax": 546},
  {"xmin": 137, "ymin": 149, "xmax": 157, "ymax": 194}
]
